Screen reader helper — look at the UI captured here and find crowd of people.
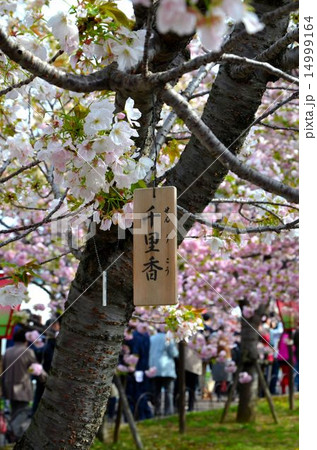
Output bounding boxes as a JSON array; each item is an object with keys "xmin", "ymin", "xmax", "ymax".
[
  {"xmin": 0, "ymin": 310, "xmax": 299, "ymax": 443},
  {"xmin": 109, "ymin": 315, "xmax": 299, "ymax": 421},
  {"xmin": 259, "ymin": 316, "xmax": 299, "ymax": 395},
  {"xmin": 0, "ymin": 313, "xmax": 60, "ymax": 443}
]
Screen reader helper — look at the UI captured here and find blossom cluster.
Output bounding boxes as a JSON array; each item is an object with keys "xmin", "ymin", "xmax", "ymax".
[
  {"xmin": 28, "ymin": 363, "xmax": 45, "ymax": 376},
  {"xmin": 0, "ymin": 283, "xmax": 29, "ymax": 307},
  {"xmin": 31, "ymin": 94, "xmax": 152, "ymax": 231},
  {"xmin": 156, "ymin": 0, "xmax": 264, "ymax": 51}
]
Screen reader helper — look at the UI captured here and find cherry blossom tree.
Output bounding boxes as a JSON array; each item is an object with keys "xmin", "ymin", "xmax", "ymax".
[{"xmin": 0, "ymin": 0, "xmax": 298, "ymax": 447}]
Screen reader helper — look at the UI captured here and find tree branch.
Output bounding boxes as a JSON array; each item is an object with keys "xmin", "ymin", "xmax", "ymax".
[
  {"xmin": 0, "ymin": 160, "xmax": 11, "ymax": 177},
  {"xmin": 0, "ymin": 27, "xmax": 143, "ymax": 93},
  {"xmin": 258, "ymin": 27, "xmax": 299, "ymax": 63},
  {"xmin": 0, "ymin": 190, "xmax": 68, "ymax": 248},
  {"xmin": 150, "ymin": 63, "xmax": 214, "ymax": 159},
  {"xmin": 0, "ymin": 50, "xmax": 64, "ymax": 97},
  {"xmin": 251, "ymin": 204, "xmax": 284, "ymax": 225},
  {"xmin": 266, "ymin": 86, "xmax": 297, "ymax": 91},
  {"xmin": 0, "ymin": 160, "xmax": 40, "ymax": 183},
  {"xmin": 221, "ymin": 53, "xmax": 298, "ymax": 85},
  {"xmin": 38, "ymin": 251, "xmax": 73, "ymax": 266},
  {"xmin": 212, "ymin": 219, "xmax": 299, "ymax": 235},
  {"xmin": 148, "ymin": 2, "xmax": 299, "ymax": 85},
  {"xmin": 31, "ymin": 280, "xmax": 53, "ymax": 298},
  {"xmin": 209, "ymin": 198, "xmax": 298, "ymax": 210},
  {"xmin": 162, "ymin": 87, "xmax": 299, "ymax": 204},
  {"xmin": 247, "ymin": 91, "xmax": 299, "ymax": 137},
  {"xmin": 0, "ymin": 2, "xmax": 299, "ymax": 96},
  {"xmin": 231, "ymin": 27, "xmax": 299, "ymax": 80},
  {"xmin": 10, "ymin": 202, "xmax": 47, "ymax": 211},
  {"xmin": 278, "ymin": 46, "xmax": 299, "ymax": 72},
  {"xmin": 260, "ymin": 122, "xmax": 298, "ymax": 132},
  {"xmin": 177, "ymin": 205, "xmax": 299, "ymax": 235}
]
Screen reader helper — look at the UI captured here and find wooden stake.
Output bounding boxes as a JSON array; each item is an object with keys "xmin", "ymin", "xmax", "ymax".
[
  {"xmin": 113, "ymin": 375, "xmax": 144, "ymax": 449},
  {"xmin": 255, "ymin": 361, "xmax": 278, "ymax": 424},
  {"xmin": 220, "ymin": 365, "xmax": 241, "ymax": 424}
]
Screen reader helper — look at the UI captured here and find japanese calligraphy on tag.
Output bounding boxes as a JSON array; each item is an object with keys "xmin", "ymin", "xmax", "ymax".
[{"xmin": 133, "ymin": 187, "xmax": 177, "ymax": 306}]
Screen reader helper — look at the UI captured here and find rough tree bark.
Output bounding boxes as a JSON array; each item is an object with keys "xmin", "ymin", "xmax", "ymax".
[
  {"xmin": 236, "ymin": 305, "xmax": 267, "ymax": 423},
  {"xmin": 16, "ymin": 229, "xmax": 134, "ymax": 449},
  {"xmin": 7, "ymin": 0, "xmax": 298, "ymax": 448}
]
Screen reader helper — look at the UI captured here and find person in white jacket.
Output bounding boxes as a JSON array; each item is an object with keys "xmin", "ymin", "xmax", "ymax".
[{"xmin": 184, "ymin": 345, "xmax": 202, "ymax": 411}]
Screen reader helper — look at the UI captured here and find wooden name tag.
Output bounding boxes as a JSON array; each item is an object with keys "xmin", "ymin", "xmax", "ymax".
[{"xmin": 133, "ymin": 187, "xmax": 178, "ymax": 306}]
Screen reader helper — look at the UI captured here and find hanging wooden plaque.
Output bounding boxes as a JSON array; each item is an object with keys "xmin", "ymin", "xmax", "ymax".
[{"xmin": 133, "ymin": 186, "xmax": 177, "ymax": 306}]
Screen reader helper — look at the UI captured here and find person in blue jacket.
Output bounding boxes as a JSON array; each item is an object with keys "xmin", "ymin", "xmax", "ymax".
[
  {"xmin": 126, "ymin": 324, "xmax": 153, "ymax": 420},
  {"xmin": 149, "ymin": 327, "xmax": 178, "ymax": 416}
]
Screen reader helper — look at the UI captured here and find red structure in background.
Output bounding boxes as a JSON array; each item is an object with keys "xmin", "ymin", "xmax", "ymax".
[
  {"xmin": 0, "ymin": 275, "xmax": 20, "ymax": 339},
  {"xmin": 276, "ymin": 300, "xmax": 299, "ymax": 331},
  {"xmin": 276, "ymin": 299, "xmax": 299, "ymax": 410}
]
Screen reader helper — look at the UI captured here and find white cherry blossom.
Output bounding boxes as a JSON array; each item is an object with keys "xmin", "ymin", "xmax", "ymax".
[
  {"xmin": 242, "ymin": 9, "xmax": 265, "ymax": 34},
  {"xmin": 131, "ymin": 0, "xmax": 151, "ymax": 6},
  {"xmin": 100, "ymin": 218, "xmax": 112, "ymax": 231},
  {"xmin": 16, "ymin": 35, "xmax": 47, "ymax": 60},
  {"xmin": 47, "ymin": 11, "xmax": 79, "ymax": 54},
  {"xmin": 221, "ymin": 0, "xmax": 244, "ymax": 21},
  {"xmin": 111, "ymin": 28, "xmax": 146, "ymax": 71},
  {"xmin": 109, "ymin": 121, "xmax": 139, "ymax": 146},
  {"xmin": 134, "ymin": 156, "xmax": 154, "ymax": 180},
  {"xmin": 51, "ymin": 148, "xmax": 72, "ymax": 172},
  {"xmin": 0, "ymin": 283, "xmax": 28, "ymax": 307},
  {"xmin": 77, "ymin": 143, "xmax": 96, "ymax": 163},
  {"xmin": 124, "ymin": 97, "xmax": 142, "ymax": 126},
  {"xmin": 84, "ymin": 99, "xmax": 115, "ymax": 135},
  {"xmin": 197, "ymin": 7, "xmax": 228, "ymax": 51}
]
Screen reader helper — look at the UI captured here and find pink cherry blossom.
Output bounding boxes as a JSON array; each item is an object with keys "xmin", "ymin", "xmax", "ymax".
[
  {"xmin": 145, "ymin": 367, "xmax": 157, "ymax": 378},
  {"xmin": 242, "ymin": 306, "xmax": 254, "ymax": 319},
  {"xmin": 33, "ymin": 303, "xmax": 46, "ymax": 311},
  {"xmin": 29, "ymin": 363, "xmax": 44, "ymax": 376},
  {"xmin": 156, "ymin": 0, "xmax": 196, "ymax": 36},
  {"xmin": 123, "ymin": 354, "xmax": 139, "ymax": 366},
  {"xmin": 239, "ymin": 372, "xmax": 253, "ymax": 384},
  {"xmin": 225, "ymin": 360, "xmax": 237, "ymax": 373},
  {"xmin": 117, "ymin": 364, "xmax": 129, "ymax": 373},
  {"xmin": 26, "ymin": 330, "xmax": 41, "ymax": 342}
]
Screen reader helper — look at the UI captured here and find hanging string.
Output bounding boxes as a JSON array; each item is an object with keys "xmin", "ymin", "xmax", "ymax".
[
  {"xmin": 93, "ymin": 236, "xmax": 103, "ymax": 275},
  {"xmin": 152, "ymin": 92, "xmax": 158, "ymax": 199}
]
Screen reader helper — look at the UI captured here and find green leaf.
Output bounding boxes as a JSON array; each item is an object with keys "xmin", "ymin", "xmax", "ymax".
[
  {"xmin": 98, "ymin": 2, "xmax": 131, "ymax": 28},
  {"xmin": 130, "ymin": 180, "xmax": 147, "ymax": 192}
]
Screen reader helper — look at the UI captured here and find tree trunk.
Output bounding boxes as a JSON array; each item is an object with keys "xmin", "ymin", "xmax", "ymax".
[
  {"xmin": 236, "ymin": 306, "xmax": 265, "ymax": 423},
  {"xmin": 16, "ymin": 229, "xmax": 134, "ymax": 449}
]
